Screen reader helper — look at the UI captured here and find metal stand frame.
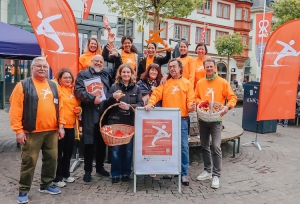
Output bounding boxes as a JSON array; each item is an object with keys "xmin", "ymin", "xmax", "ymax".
[
  {"xmin": 242, "ymin": 122, "xmax": 270, "ymax": 150},
  {"xmin": 70, "ymin": 140, "xmax": 84, "ymax": 173}
]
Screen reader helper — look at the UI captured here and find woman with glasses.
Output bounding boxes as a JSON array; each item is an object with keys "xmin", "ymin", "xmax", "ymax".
[{"xmin": 53, "ymin": 68, "xmax": 79, "ymax": 187}]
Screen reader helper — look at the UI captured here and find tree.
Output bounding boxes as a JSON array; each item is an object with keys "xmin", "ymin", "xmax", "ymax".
[
  {"xmin": 214, "ymin": 32, "xmax": 247, "ymax": 81},
  {"xmin": 103, "ymin": 0, "xmax": 205, "ymax": 32},
  {"xmin": 271, "ymin": 0, "xmax": 300, "ymax": 31}
]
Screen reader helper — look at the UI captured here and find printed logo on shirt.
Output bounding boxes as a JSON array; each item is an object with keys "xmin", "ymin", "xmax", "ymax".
[
  {"xmin": 197, "ymin": 65, "xmax": 204, "ymax": 72},
  {"xmin": 40, "ymin": 88, "xmax": 52, "ymax": 99},
  {"xmin": 126, "ymin": 59, "xmax": 133, "ymax": 63},
  {"xmin": 70, "ymin": 94, "xmax": 75, "ymax": 99},
  {"xmin": 171, "ymin": 86, "xmax": 180, "ymax": 94}
]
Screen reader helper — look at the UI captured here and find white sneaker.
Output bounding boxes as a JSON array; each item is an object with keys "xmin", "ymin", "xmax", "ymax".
[
  {"xmin": 63, "ymin": 177, "xmax": 75, "ymax": 183},
  {"xmin": 197, "ymin": 171, "xmax": 212, "ymax": 181},
  {"xmin": 211, "ymin": 176, "xmax": 220, "ymax": 189},
  {"xmin": 53, "ymin": 181, "xmax": 66, "ymax": 188}
]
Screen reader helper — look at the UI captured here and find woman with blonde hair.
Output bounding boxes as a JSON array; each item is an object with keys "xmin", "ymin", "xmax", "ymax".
[
  {"xmin": 104, "ymin": 64, "xmax": 143, "ymax": 183},
  {"xmin": 79, "ymin": 38, "xmax": 102, "ymax": 70}
]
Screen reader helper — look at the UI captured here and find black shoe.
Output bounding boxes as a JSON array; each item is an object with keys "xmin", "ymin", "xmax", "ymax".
[
  {"xmin": 97, "ymin": 168, "xmax": 110, "ymax": 177},
  {"xmin": 121, "ymin": 176, "xmax": 130, "ymax": 182},
  {"xmin": 83, "ymin": 172, "xmax": 91, "ymax": 182},
  {"xmin": 162, "ymin": 175, "xmax": 172, "ymax": 179},
  {"xmin": 112, "ymin": 177, "xmax": 120, "ymax": 183}
]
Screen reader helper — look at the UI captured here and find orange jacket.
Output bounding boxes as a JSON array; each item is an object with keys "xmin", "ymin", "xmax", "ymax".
[
  {"xmin": 58, "ymin": 85, "xmax": 79, "ymax": 128},
  {"xmin": 9, "ymin": 78, "xmax": 65, "ymax": 134},
  {"xmin": 194, "ymin": 56, "xmax": 218, "ymax": 88},
  {"xmin": 178, "ymin": 55, "xmax": 195, "ymax": 86},
  {"xmin": 79, "ymin": 51, "xmax": 102, "ymax": 71},
  {"xmin": 148, "ymin": 77, "xmax": 195, "ymax": 117},
  {"xmin": 195, "ymin": 75, "xmax": 237, "ymax": 109}
]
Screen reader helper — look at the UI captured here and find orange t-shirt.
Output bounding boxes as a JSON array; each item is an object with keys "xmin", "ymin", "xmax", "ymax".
[
  {"xmin": 146, "ymin": 57, "xmax": 154, "ymax": 70},
  {"xmin": 194, "ymin": 55, "xmax": 218, "ymax": 88},
  {"xmin": 79, "ymin": 51, "xmax": 102, "ymax": 71},
  {"xmin": 148, "ymin": 77, "xmax": 195, "ymax": 117},
  {"xmin": 58, "ymin": 85, "xmax": 79, "ymax": 128},
  {"xmin": 121, "ymin": 50, "xmax": 137, "ymax": 70},
  {"xmin": 9, "ymin": 78, "xmax": 65, "ymax": 134},
  {"xmin": 177, "ymin": 55, "xmax": 195, "ymax": 86}
]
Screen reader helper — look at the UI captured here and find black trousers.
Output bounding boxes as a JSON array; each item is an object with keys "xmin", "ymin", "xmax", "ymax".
[
  {"xmin": 84, "ymin": 124, "xmax": 106, "ymax": 173},
  {"xmin": 54, "ymin": 128, "xmax": 75, "ymax": 182}
]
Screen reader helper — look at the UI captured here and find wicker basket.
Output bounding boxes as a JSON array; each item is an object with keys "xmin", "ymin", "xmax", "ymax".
[
  {"xmin": 100, "ymin": 103, "xmax": 135, "ymax": 146},
  {"xmin": 196, "ymin": 89, "xmax": 223, "ymax": 122}
]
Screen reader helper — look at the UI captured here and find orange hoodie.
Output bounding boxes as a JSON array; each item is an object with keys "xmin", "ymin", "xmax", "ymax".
[
  {"xmin": 147, "ymin": 77, "xmax": 195, "ymax": 117},
  {"xmin": 9, "ymin": 78, "xmax": 65, "ymax": 134},
  {"xmin": 58, "ymin": 85, "xmax": 79, "ymax": 128},
  {"xmin": 195, "ymin": 75, "xmax": 237, "ymax": 109},
  {"xmin": 194, "ymin": 55, "xmax": 218, "ymax": 88},
  {"xmin": 177, "ymin": 55, "xmax": 195, "ymax": 86},
  {"xmin": 79, "ymin": 51, "xmax": 102, "ymax": 71}
]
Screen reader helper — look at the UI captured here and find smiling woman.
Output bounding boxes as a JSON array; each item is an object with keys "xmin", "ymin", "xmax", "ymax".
[{"xmin": 79, "ymin": 38, "xmax": 102, "ymax": 71}]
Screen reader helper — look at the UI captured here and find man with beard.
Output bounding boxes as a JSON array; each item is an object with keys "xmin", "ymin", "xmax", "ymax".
[{"xmin": 74, "ymin": 55, "xmax": 120, "ymax": 182}]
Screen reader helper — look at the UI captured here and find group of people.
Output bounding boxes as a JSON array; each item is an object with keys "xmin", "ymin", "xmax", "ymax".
[{"xmin": 9, "ymin": 36, "xmax": 237, "ymax": 204}]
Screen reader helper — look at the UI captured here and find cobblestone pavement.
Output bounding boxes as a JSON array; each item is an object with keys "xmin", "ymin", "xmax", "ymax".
[{"xmin": 1, "ymin": 107, "xmax": 300, "ymax": 204}]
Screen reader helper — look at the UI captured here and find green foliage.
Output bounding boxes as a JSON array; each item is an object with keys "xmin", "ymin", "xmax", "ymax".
[
  {"xmin": 214, "ymin": 32, "xmax": 247, "ymax": 58},
  {"xmin": 271, "ymin": 0, "xmax": 300, "ymax": 31},
  {"xmin": 103, "ymin": 0, "xmax": 205, "ymax": 30}
]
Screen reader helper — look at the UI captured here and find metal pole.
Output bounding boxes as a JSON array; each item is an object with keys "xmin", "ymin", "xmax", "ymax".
[{"xmin": 259, "ymin": 0, "xmax": 267, "ymax": 76}]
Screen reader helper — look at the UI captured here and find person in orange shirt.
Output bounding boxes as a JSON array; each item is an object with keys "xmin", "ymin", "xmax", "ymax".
[
  {"xmin": 53, "ymin": 68, "xmax": 79, "ymax": 188},
  {"xmin": 194, "ymin": 43, "xmax": 217, "ymax": 88},
  {"xmin": 195, "ymin": 58, "xmax": 237, "ymax": 189},
  {"xmin": 79, "ymin": 38, "xmax": 102, "ymax": 71},
  {"xmin": 145, "ymin": 58, "xmax": 195, "ymax": 186},
  {"xmin": 103, "ymin": 36, "xmax": 139, "ymax": 71},
  {"xmin": 9, "ymin": 57, "xmax": 65, "ymax": 203},
  {"xmin": 177, "ymin": 40, "xmax": 195, "ymax": 86}
]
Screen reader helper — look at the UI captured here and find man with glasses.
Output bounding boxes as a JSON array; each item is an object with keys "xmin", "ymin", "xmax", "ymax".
[
  {"xmin": 74, "ymin": 54, "xmax": 120, "ymax": 182},
  {"xmin": 9, "ymin": 56, "xmax": 66, "ymax": 203}
]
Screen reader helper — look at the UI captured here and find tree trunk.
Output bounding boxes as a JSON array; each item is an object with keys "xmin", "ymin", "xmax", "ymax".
[
  {"xmin": 227, "ymin": 55, "xmax": 230, "ymax": 81},
  {"xmin": 153, "ymin": 10, "xmax": 160, "ymax": 32}
]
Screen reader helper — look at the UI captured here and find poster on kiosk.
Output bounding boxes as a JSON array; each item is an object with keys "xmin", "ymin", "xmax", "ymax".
[{"xmin": 134, "ymin": 107, "xmax": 181, "ymax": 192}]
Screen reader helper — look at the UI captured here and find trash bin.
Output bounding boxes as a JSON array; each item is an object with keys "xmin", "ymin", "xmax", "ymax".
[{"xmin": 242, "ymin": 81, "xmax": 277, "ymax": 133}]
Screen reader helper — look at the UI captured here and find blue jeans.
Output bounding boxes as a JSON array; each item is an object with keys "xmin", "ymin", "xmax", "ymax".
[
  {"xmin": 111, "ymin": 137, "xmax": 133, "ymax": 178},
  {"xmin": 181, "ymin": 118, "xmax": 189, "ymax": 177}
]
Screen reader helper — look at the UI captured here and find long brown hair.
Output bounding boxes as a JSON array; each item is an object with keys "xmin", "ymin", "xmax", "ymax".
[
  {"xmin": 140, "ymin": 63, "xmax": 163, "ymax": 84},
  {"xmin": 84, "ymin": 38, "xmax": 102, "ymax": 54},
  {"xmin": 115, "ymin": 64, "xmax": 136, "ymax": 84}
]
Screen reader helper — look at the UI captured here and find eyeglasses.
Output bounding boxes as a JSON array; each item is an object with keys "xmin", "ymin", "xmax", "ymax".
[
  {"xmin": 33, "ymin": 65, "xmax": 48, "ymax": 69},
  {"xmin": 62, "ymin": 77, "xmax": 72, "ymax": 80}
]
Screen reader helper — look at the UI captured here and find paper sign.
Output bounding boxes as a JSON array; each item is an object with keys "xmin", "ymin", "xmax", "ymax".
[{"xmin": 83, "ymin": 77, "xmax": 106, "ymax": 101}]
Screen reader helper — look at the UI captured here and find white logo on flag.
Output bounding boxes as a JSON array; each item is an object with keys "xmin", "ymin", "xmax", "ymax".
[{"xmin": 258, "ymin": 19, "xmax": 269, "ymax": 38}]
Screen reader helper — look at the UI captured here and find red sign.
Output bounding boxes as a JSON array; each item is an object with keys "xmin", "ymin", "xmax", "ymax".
[
  {"xmin": 83, "ymin": 0, "xmax": 94, "ymax": 20},
  {"xmin": 200, "ymin": 25, "xmax": 208, "ymax": 43},
  {"xmin": 257, "ymin": 19, "xmax": 300, "ymax": 121},
  {"xmin": 142, "ymin": 119, "xmax": 172, "ymax": 156},
  {"xmin": 22, "ymin": 0, "xmax": 79, "ymax": 77}
]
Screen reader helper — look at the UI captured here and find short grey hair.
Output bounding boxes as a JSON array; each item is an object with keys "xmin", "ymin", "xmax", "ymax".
[{"xmin": 31, "ymin": 56, "xmax": 49, "ymax": 68}]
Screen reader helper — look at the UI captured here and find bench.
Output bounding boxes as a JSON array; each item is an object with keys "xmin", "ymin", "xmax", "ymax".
[{"xmin": 189, "ymin": 120, "xmax": 244, "ymax": 158}]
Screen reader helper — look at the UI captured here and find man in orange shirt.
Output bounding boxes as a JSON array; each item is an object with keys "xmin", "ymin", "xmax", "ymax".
[
  {"xmin": 195, "ymin": 58, "xmax": 237, "ymax": 189},
  {"xmin": 9, "ymin": 57, "xmax": 65, "ymax": 203},
  {"xmin": 145, "ymin": 58, "xmax": 196, "ymax": 186}
]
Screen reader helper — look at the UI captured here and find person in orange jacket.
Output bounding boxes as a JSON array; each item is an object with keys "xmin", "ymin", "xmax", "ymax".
[
  {"xmin": 79, "ymin": 38, "xmax": 102, "ymax": 71},
  {"xmin": 145, "ymin": 58, "xmax": 196, "ymax": 187},
  {"xmin": 195, "ymin": 58, "xmax": 237, "ymax": 189},
  {"xmin": 9, "ymin": 56, "xmax": 65, "ymax": 203},
  {"xmin": 53, "ymin": 68, "xmax": 79, "ymax": 188}
]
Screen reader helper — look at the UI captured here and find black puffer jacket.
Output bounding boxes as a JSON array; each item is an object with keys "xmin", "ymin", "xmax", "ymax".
[
  {"xmin": 74, "ymin": 66, "xmax": 117, "ymax": 144},
  {"xmin": 137, "ymin": 79, "xmax": 162, "ymax": 107},
  {"xmin": 104, "ymin": 81, "xmax": 144, "ymax": 126}
]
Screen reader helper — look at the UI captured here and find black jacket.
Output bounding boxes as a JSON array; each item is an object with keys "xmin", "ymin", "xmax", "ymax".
[
  {"xmin": 74, "ymin": 66, "xmax": 117, "ymax": 144},
  {"xmin": 101, "ymin": 46, "xmax": 122, "ymax": 81},
  {"xmin": 104, "ymin": 81, "xmax": 144, "ymax": 126},
  {"xmin": 137, "ymin": 79, "xmax": 162, "ymax": 107},
  {"xmin": 137, "ymin": 51, "xmax": 171, "ymax": 80}
]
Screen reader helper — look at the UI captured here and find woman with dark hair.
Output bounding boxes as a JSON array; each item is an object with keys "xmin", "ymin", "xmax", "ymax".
[
  {"xmin": 137, "ymin": 42, "xmax": 171, "ymax": 80},
  {"xmin": 53, "ymin": 68, "xmax": 79, "ymax": 187},
  {"xmin": 137, "ymin": 63, "xmax": 163, "ymax": 107},
  {"xmin": 102, "ymin": 36, "xmax": 139, "ymax": 72},
  {"xmin": 79, "ymin": 38, "xmax": 102, "ymax": 71},
  {"xmin": 104, "ymin": 64, "xmax": 144, "ymax": 183},
  {"xmin": 177, "ymin": 40, "xmax": 195, "ymax": 86},
  {"xmin": 194, "ymin": 43, "xmax": 216, "ymax": 88}
]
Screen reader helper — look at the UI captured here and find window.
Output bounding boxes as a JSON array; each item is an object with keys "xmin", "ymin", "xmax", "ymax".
[
  {"xmin": 198, "ymin": 0, "xmax": 212, "ymax": 15},
  {"xmin": 217, "ymin": 3, "xmax": 230, "ymax": 19},
  {"xmin": 236, "ymin": 8, "xmax": 242, "ymax": 20},
  {"xmin": 95, "ymin": 15, "xmax": 103, "ymax": 22},
  {"xmin": 248, "ymin": 37, "xmax": 252, "ymax": 50},
  {"xmin": 215, "ymin": 30, "xmax": 229, "ymax": 39},
  {"xmin": 195, "ymin": 27, "xmax": 210, "ymax": 45},
  {"xmin": 243, "ymin": 35, "xmax": 247, "ymax": 44},
  {"xmin": 244, "ymin": 8, "xmax": 249, "ymax": 21},
  {"xmin": 250, "ymin": 19, "xmax": 253, "ymax": 30},
  {"xmin": 149, "ymin": 21, "xmax": 168, "ymax": 39},
  {"xmin": 87, "ymin": 14, "xmax": 103, "ymax": 22},
  {"xmin": 174, "ymin": 24, "xmax": 190, "ymax": 40},
  {"xmin": 87, "ymin": 14, "xmax": 94, "ymax": 21},
  {"xmin": 117, "ymin": 18, "xmax": 134, "ymax": 37}
]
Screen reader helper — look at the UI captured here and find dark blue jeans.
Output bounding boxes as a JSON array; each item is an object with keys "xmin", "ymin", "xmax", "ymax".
[{"xmin": 111, "ymin": 137, "xmax": 133, "ymax": 178}]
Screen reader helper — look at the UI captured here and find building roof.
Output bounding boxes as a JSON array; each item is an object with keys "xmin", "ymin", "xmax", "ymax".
[{"xmin": 251, "ymin": 0, "xmax": 273, "ymax": 11}]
